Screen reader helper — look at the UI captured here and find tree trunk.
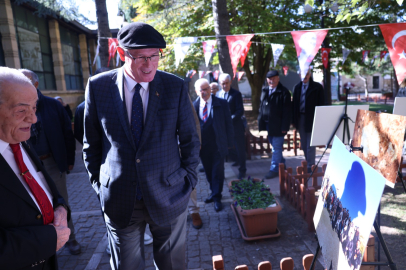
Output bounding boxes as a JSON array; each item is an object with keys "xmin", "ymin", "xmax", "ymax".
[
  {"xmin": 211, "ymin": 0, "xmax": 238, "ymax": 90},
  {"xmin": 95, "ymin": 0, "xmax": 112, "ymax": 69}
]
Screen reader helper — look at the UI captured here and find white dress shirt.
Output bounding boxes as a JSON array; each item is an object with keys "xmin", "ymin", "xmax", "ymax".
[
  {"xmin": 269, "ymin": 87, "xmax": 276, "ymax": 96},
  {"xmin": 0, "ymin": 139, "xmax": 53, "ymax": 212},
  {"xmin": 218, "ymin": 89, "xmax": 229, "ymax": 100},
  {"xmin": 199, "ymin": 96, "xmax": 213, "ymax": 120},
  {"xmin": 122, "ymin": 70, "xmax": 150, "ymax": 124}
]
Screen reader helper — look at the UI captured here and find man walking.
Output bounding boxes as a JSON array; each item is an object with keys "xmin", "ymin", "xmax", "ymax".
[
  {"xmin": 218, "ymin": 73, "xmax": 246, "ymax": 179},
  {"xmin": 193, "ymin": 79, "xmax": 234, "ymax": 212},
  {"xmin": 83, "ymin": 22, "xmax": 200, "ymax": 270},
  {"xmin": 20, "ymin": 69, "xmax": 81, "ymax": 255},
  {"xmin": 258, "ymin": 70, "xmax": 291, "ymax": 179},
  {"xmin": 292, "ymin": 69, "xmax": 324, "ymax": 172}
]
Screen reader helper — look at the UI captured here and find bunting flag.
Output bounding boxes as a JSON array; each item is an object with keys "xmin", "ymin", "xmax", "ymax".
[
  {"xmin": 186, "ymin": 70, "xmax": 196, "ymax": 78},
  {"xmin": 271, "ymin": 44, "xmax": 285, "ymax": 67},
  {"xmin": 283, "ymin": 66, "xmax": 289, "ymax": 75},
  {"xmin": 361, "ymin": 50, "xmax": 370, "ymax": 63},
  {"xmin": 237, "ymin": 71, "xmax": 245, "ymax": 81},
  {"xmin": 107, "ymin": 38, "xmax": 119, "ymax": 67},
  {"xmin": 202, "ymin": 40, "xmax": 217, "ymax": 67},
  {"xmin": 174, "ymin": 37, "xmax": 197, "ymax": 68},
  {"xmin": 213, "ymin": 70, "xmax": 220, "ymax": 80},
  {"xmin": 240, "ymin": 41, "xmax": 251, "ymax": 67},
  {"xmin": 291, "ymin": 30, "xmax": 328, "ymax": 80},
  {"xmin": 321, "ymin": 48, "xmax": 331, "ymax": 69},
  {"xmin": 342, "ymin": 48, "xmax": 351, "ymax": 65},
  {"xmin": 371, "ymin": 54, "xmax": 379, "ymax": 65},
  {"xmin": 226, "ymin": 34, "xmax": 254, "ymax": 78},
  {"xmin": 380, "ymin": 23, "xmax": 406, "ymax": 84},
  {"xmin": 380, "ymin": 50, "xmax": 388, "ymax": 61},
  {"xmin": 199, "ymin": 71, "xmax": 206, "ymax": 78}
]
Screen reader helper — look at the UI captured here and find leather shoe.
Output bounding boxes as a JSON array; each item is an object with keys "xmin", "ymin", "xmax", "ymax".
[
  {"xmin": 204, "ymin": 197, "xmax": 214, "ymax": 203},
  {"xmin": 214, "ymin": 201, "xmax": 223, "ymax": 212},
  {"xmin": 232, "ymin": 162, "xmax": 239, "ymax": 167},
  {"xmin": 265, "ymin": 170, "xmax": 279, "ymax": 179},
  {"xmin": 199, "ymin": 167, "xmax": 205, "ymax": 172},
  {"xmin": 191, "ymin": 213, "xmax": 203, "ymax": 229},
  {"xmin": 66, "ymin": 239, "xmax": 81, "ymax": 255},
  {"xmin": 238, "ymin": 172, "xmax": 246, "ymax": 179}
]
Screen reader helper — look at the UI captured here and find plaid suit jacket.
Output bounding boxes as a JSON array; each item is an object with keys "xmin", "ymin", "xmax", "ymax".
[{"xmin": 83, "ymin": 68, "xmax": 200, "ymax": 228}]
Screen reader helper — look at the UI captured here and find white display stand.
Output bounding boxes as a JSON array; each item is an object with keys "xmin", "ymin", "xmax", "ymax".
[
  {"xmin": 393, "ymin": 97, "xmax": 406, "ymax": 117},
  {"xmin": 310, "ymin": 105, "xmax": 369, "ymax": 146}
]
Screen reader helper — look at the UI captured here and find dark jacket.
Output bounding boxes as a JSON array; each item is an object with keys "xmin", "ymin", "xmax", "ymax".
[
  {"xmin": 0, "ymin": 141, "xmax": 70, "ymax": 270},
  {"xmin": 193, "ymin": 95, "xmax": 234, "ymax": 156},
  {"xmin": 74, "ymin": 101, "xmax": 85, "ymax": 144},
  {"xmin": 225, "ymin": 88, "xmax": 245, "ymax": 132},
  {"xmin": 30, "ymin": 90, "xmax": 76, "ymax": 172},
  {"xmin": 258, "ymin": 82, "xmax": 292, "ymax": 137},
  {"xmin": 292, "ymin": 78, "xmax": 325, "ymax": 133}
]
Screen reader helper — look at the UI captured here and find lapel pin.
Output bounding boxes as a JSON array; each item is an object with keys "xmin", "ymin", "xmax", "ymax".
[{"xmin": 155, "ymin": 91, "xmax": 160, "ymax": 97}]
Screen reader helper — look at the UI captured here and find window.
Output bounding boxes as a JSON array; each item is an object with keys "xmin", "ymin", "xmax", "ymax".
[
  {"xmin": 59, "ymin": 25, "xmax": 83, "ymax": 90},
  {"xmin": 13, "ymin": 4, "xmax": 56, "ymax": 90},
  {"xmin": 373, "ymin": 76, "xmax": 379, "ymax": 89},
  {"xmin": 0, "ymin": 33, "xmax": 5, "ymax": 67}
]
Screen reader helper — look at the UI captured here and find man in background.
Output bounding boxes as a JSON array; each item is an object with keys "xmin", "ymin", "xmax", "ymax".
[
  {"xmin": 258, "ymin": 70, "xmax": 291, "ymax": 179},
  {"xmin": 217, "ymin": 73, "xmax": 246, "ymax": 179},
  {"xmin": 20, "ymin": 69, "xmax": 80, "ymax": 255},
  {"xmin": 292, "ymin": 69, "xmax": 324, "ymax": 172},
  {"xmin": 210, "ymin": 82, "xmax": 219, "ymax": 96}
]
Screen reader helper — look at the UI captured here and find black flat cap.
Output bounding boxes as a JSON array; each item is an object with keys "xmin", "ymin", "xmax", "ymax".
[
  {"xmin": 117, "ymin": 22, "xmax": 166, "ymax": 49},
  {"xmin": 266, "ymin": 70, "xmax": 279, "ymax": 78}
]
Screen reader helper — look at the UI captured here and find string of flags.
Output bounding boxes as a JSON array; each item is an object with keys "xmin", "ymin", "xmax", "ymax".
[{"xmin": 100, "ymin": 22, "xmax": 406, "ymax": 85}]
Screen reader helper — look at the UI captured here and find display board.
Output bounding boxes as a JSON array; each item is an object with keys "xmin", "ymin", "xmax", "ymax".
[{"xmin": 393, "ymin": 97, "xmax": 406, "ymax": 117}]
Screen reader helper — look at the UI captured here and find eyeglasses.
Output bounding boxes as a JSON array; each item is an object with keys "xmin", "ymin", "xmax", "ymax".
[{"xmin": 125, "ymin": 50, "xmax": 162, "ymax": 63}]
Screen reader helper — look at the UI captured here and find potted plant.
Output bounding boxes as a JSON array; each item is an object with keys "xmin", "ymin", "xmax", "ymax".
[{"xmin": 229, "ymin": 178, "xmax": 282, "ymax": 238}]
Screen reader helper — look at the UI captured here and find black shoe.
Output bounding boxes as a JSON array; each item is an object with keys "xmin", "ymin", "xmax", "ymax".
[
  {"xmin": 265, "ymin": 170, "xmax": 279, "ymax": 179},
  {"xmin": 238, "ymin": 172, "xmax": 246, "ymax": 179},
  {"xmin": 66, "ymin": 239, "xmax": 81, "ymax": 255},
  {"xmin": 214, "ymin": 201, "xmax": 223, "ymax": 212},
  {"xmin": 204, "ymin": 197, "xmax": 214, "ymax": 203},
  {"xmin": 232, "ymin": 162, "xmax": 239, "ymax": 167}
]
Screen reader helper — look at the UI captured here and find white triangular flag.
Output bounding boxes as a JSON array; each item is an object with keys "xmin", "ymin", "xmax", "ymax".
[
  {"xmin": 202, "ymin": 40, "xmax": 217, "ymax": 67},
  {"xmin": 342, "ymin": 48, "xmax": 351, "ymax": 64},
  {"xmin": 174, "ymin": 37, "xmax": 197, "ymax": 68},
  {"xmin": 271, "ymin": 44, "xmax": 285, "ymax": 67}
]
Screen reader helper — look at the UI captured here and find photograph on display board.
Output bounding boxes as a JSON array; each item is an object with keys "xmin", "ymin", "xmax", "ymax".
[
  {"xmin": 352, "ymin": 109, "xmax": 406, "ymax": 187},
  {"xmin": 313, "ymin": 137, "xmax": 386, "ymax": 270}
]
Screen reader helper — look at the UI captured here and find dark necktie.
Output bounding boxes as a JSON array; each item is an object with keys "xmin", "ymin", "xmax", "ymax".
[
  {"xmin": 300, "ymin": 83, "xmax": 307, "ymax": 113},
  {"xmin": 203, "ymin": 102, "xmax": 208, "ymax": 122},
  {"xmin": 131, "ymin": 83, "xmax": 143, "ymax": 200},
  {"xmin": 10, "ymin": 143, "xmax": 54, "ymax": 225},
  {"xmin": 131, "ymin": 83, "xmax": 143, "ymax": 148}
]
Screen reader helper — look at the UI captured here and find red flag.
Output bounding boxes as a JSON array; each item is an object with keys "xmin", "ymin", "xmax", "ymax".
[
  {"xmin": 237, "ymin": 72, "xmax": 245, "ymax": 81},
  {"xmin": 362, "ymin": 50, "xmax": 370, "ymax": 63},
  {"xmin": 240, "ymin": 41, "xmax": 251, "ymax": 67},
  {"xmin": 108, "ymin": 38, "xmax": 119, "ymax": 67},
  {"xmin": 291, "ymin": 30, "xmax": 328, "ymax": 80},
  {"xmin": 380, "ymin": 50, "xmax": 388, "ymax": 61},
  {"xmin": 226, "ymin": 34, "xmax": 254, "ymax": 78},
  {"xmin": 283, "ymin": 66, "xmax": 289, "ymax": 76},
  {"xmin": 321, "ymin": 48, "xmax": 331, "ymax": 69},
  {"xmin": 380, "ymin": 23, "xmax": 406, "ymax": 83},
  {"xmin": 189, "ymin": 70, "xmax": 196, "ymax": 78},
  {"xmin": 213, "ymin": 70, "xmax": 220, "ymax": 80}
]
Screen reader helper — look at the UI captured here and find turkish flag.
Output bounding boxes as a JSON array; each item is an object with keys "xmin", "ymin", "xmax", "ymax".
[
  {"xmin": 202, "ymin": 40, "xmax": 217, "ymax": 67},
  {"xmin": 321, "ymin": 48, "xmax": 331, "ymax": 69},
  {"xmin": 237, "ymin": 71, "xmax": 245, "ymax": 81},
  {"xmin": 283, "ymin": 66, "xmax": 289, "ymax": 75},
  {"xmin": 108, "ymin": 38, "xmax": 119, "ymax": 67},
  {"xmin": 361, "ymin": 50, "xmax": 370, "ymax": 63},
  {"xmin": 380, "ymin": 23, "xmax": 406, "ymax": 83},
  {"xmin": 380, "ymin": 50, "xmax": 388, "ymax": 61},
  {"xmin": 213, "ymin": 70, "xmax": 220, "ymax": 80},
  {"xmin": 291, "ymin": 30, "xmax": 328, "ymax": 80},
  {"xmin": 226, "ymin": 35, "xmax": 254, "ymax": 78},
  {"xmin": 240, "ymin": 42, "xmax": 252, "ymax": 67}
]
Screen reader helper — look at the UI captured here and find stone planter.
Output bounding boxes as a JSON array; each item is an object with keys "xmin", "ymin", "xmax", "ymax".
[{"xmin": 228, "ymin": 179, "xmax": 282, "ymax": 239}]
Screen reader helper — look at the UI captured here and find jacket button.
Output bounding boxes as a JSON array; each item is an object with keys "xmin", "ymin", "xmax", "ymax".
[
  {"xmin": 36, "ymin": 214, "xmax": 42, "ymax": 219},
  {"xmin": 136, "ymin": 159, "xmax": 140, "ymax": 163}
]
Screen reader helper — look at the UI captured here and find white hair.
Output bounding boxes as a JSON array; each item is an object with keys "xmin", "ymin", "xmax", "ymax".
[
  {"xmin": 19, "ymin": 69, "xmax": 39, "ymax": 85},
  {"xmin": 210, "ymin": 82, "xmax": 218, "ymax": 87},
  {"xmin": 218, "ymin": 73, "xmax": 231, "ymax": 82},
  {"xmin": 0, "ymin": 67, "xmax": 33, "ymax": 105},
  {"xmin": 194, "ymin": 78, "xmax": 210, "ymax": 90}
]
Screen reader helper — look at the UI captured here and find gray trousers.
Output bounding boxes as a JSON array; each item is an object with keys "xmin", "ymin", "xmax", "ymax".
[
  {"xmin": 42, "ymin": 157, "xmax": 76, "ymax": 240},
  {"xmin": 105, "ymin": 199, "xmax": 187, "ymax": 270},
  {"xmin": 188, "ymin": 188, "xmax": 199, "ymax": 214},
  {"xmin": 298, "ymin": 114, "xmax": 316, "ymax": 171}
]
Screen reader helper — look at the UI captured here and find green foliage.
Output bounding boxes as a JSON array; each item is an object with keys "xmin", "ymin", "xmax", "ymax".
[{"xmin": 230, "ymin": 178, "xmax": 276, "ymax": 210}]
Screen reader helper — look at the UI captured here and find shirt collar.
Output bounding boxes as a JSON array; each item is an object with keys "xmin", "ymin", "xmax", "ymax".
[
  {"xmin": 0, "ymin": 139, "xmax": 11, "ymax": 155},
  {"xmin": 200, "ymin": 95, "xmax": 212, "ymax": 106},
  {"xmin": 123, "ymin": 71, "xmax": 149, "ymax": 92}
]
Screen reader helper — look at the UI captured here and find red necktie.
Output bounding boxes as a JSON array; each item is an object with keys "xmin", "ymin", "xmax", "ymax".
[
  {"xmin": 203, "ymin": 102, "xmax": 208, "ymax": 123},
  {"xmin": 10, "ymin": 144, "xmax": 54, "ymax": 225}
]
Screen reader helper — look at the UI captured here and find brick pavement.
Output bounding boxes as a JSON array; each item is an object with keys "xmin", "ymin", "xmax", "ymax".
[{"xmin": 57, "ymin": 144, "xmax": 328, "ymax": 270}]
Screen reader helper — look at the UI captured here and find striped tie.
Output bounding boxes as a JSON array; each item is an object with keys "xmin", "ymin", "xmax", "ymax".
[
  {"xmin": 300, "ymin": 83, "xmax": 307, "ymax": 113},
  {"xmin": 203, "ymin": 102, "xmax": 208, "ymax": 123}
]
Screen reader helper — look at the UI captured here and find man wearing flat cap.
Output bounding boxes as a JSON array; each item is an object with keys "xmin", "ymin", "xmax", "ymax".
[
  {"xmin": 83, "ymin": 22, "xmax": 200, "ymax": 270},
  {"xmin": 258, "ymin": 70, "xmax": 291, "ymax": 179}
]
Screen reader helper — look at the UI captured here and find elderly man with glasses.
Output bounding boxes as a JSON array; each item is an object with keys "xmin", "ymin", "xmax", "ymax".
[{"xmin": 83, "ymin": 22, "xmax": 200, "ymax": 270}]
